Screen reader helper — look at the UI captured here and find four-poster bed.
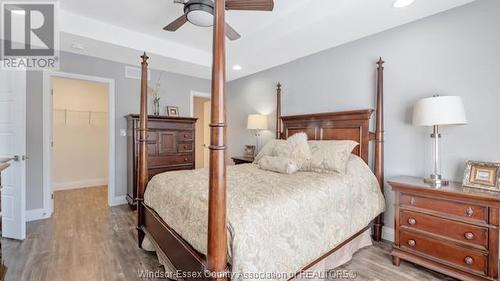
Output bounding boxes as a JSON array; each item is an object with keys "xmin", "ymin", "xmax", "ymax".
[{"xmin": 135, "ymin": 1, "xmax": 386, "ymax": 280}]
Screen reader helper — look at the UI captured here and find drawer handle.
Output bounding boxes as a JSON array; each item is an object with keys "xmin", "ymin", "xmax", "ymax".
[
  {"xmin": 409, "ymin": 197, "xmax": 416, "ymax": 205},
  {"xmin": 407, "ymin": 239, "xmax": 416, "ymax": 247},
  {"xmin": 464, "ymin": 256, "xmax": 474, "ymax": 265},
  {"xmin": 184, "ymin": 145, "xmax": 188, "ymax": 149},
  {"xmin": 466, "ymin": 207, "xmax": 474, "ymax": 217},
  {"xmin": 408, "ymin": 218, "xmax": 416, "ymax": 225},
  {"xmin": 184, "ymin": 134, "xmax": 189, "ymax": 138},
  {"xmin": 464, "ymin": 232, "xmax": 475, "ymax": 240},
  {"xmin": 184, "ymin": 158, "xmax": 188, "ymax": 161}
]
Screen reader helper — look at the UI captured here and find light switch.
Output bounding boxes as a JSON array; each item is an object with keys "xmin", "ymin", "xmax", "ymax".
[{"xmin": 120, "ymin": 129, "xmax": 127, "ymax": 137}]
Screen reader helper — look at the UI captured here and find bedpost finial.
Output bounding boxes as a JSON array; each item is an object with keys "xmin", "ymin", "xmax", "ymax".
[
  {"xmin": 377, "ymin": 57, "xmax": 385, "ymax": 67},
  {"xmin": 141, "ymin": 52, "xmax": 149, "ymax": 63},
  {"xmin": 277, "ymin": 82, "xmax": 282, "ymax": 90}
]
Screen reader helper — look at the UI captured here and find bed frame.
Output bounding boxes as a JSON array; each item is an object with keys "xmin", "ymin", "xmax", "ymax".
[
  {"xmin": 135, "ymin": 2, "xmax": 385, "ymax": 279},
  {"xmin": 137, "ymin": 55, "xmax": 384, "ymax": 280}
]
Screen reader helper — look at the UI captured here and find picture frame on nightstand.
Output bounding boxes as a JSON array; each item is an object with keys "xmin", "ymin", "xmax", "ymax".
[
  {"xmin": 463, "ymin": 160, "xmax": 500, "ymax": 191},
  {"xmin": 244, "ymin": 145, "xmax": 256, "ymax": 157}
]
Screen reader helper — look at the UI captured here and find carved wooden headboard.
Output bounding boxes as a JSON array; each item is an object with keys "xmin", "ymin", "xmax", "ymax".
[{"xmin": 279, "ymin": 110, "xmax": 373, "ymax": 163}]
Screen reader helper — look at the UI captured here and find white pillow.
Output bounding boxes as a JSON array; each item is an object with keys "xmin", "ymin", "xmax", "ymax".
[
  {"xmin": 258, "ymin": 156, "xmax": 299, "ymax": 174},
  {"xmin": 253, "ymin": 139, "xmax": 285, "ymax": 163},
  {"xmin": 272, "ymin": 133, "xmax": 311, "ymax": 169},
  {"xmin": 303, "ymin": 140, "xmax": 359, "ymax": 174}
]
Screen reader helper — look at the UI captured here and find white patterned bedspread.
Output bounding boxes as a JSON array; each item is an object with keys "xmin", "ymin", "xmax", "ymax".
[{"xmin": 144, "ymin": 155, "xmax": 385, "ymax": 281}]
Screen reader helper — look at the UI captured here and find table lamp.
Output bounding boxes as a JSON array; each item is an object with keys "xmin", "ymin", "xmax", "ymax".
[
  {"xmin": 413, "ymin": 95, "xmax": 467, "ymax": 187},
  {"xmin": 247, "ymin": 114, "xmax": 268, "ymax": 154}
]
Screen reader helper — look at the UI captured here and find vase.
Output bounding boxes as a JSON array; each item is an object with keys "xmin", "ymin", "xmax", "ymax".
[{"xmin": 153, "ymin": 100, "xmax": 160, "ymax": 116}]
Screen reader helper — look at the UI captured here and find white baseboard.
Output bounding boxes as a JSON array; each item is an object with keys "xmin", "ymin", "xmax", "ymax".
[
  {"xmin": 26, "ymin": 208, "xmax": 52, "ymax": 222},
  {"xmin": 382, "ymin": 226, "xmax": 395, "ymax": 242},
  {"xmin": 53, "ymin": 178, "xmax": 108, "ymax": 191},
  {"xmin": 109, "ymin": 195, "xmax": 127, "ymax": 207}
]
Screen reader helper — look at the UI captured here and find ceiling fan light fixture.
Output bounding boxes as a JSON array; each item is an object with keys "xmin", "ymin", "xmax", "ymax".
[
  {"xmin": 187, "ymin": 10, "xmax": 213, "ymax": 27},
  {"xmin": 393, "ymin": 0, "xmax": 415, "ymax": 8},
  {"xmin": 185, "ymin": 0, "xmax": 214, "ymax": 27}
]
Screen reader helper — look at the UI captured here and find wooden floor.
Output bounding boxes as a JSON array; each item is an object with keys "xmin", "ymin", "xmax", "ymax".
[{"xmin": 3, "ymin": 186, "xmax": 456, "ymax": 281}]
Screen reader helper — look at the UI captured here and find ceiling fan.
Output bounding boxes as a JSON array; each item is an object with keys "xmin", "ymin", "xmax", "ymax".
[{"xmin": 163, "ymin": 0, "xmax": 274, "ymax": 40}]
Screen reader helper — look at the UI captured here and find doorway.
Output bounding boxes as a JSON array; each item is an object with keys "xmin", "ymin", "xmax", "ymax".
[
  {"xmin": 43, "ymin": 72, "xmax": 116, "ymax": 216},
  {"xmin": 191, "ymin": 92, "xmax": 211, "ymax": 168},
  {"xmin": 51, "ymin": 77, "xmax": 109, "ymax": 191}
]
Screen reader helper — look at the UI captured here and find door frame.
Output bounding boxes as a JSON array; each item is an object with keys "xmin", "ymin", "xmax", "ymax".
[
  {"xmin": 42, "ymin": 71, "xmax": 117, "ymax": 217},
  {"xmin": 190, "ymin": 90, "xmax": 211, "ymax": 168},
  {"xmin": 190, "ymin": 90, "xmax": 211, "ymax": 117}
]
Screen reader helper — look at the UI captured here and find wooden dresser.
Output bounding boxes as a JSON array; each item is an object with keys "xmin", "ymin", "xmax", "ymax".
[
  {"xmin": 389, "ymin": 176, "xmax": 500, "ymax": 281},
  {"xmin": 126, "ymin": 114, "xmax": 197, "ymax": 209}
]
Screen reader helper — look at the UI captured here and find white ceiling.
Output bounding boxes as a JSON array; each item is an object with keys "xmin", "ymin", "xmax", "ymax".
[{"xmin": 58, "ymin": 0, "xmax": 475, "ymax": 80}]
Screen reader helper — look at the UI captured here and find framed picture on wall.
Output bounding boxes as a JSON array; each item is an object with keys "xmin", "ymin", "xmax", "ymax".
[
  {"xmin": 463, "ymin": 160, "xmax": 500, "ymax": 191},
  {"xmin": 165, "ymin": 106, "xmax": 179, "ymax": 117}
]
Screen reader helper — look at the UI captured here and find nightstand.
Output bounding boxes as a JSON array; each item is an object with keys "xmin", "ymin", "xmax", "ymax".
[
  {"xmin": 389, "ymin": 176, "xmax": 500, "ymax": 281},
  {"xmin": 231, "ymin": 156, "xmax": 254, "ymax": 165}
]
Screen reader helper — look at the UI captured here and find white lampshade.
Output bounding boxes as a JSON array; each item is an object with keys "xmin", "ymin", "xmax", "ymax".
[
  {"xmin": 413, "ymin": 96, "xmax": 467, "ymax": 126},
  {"xmin": 247, "ymin": 114, "xmax": 268, "ymax": 130}
]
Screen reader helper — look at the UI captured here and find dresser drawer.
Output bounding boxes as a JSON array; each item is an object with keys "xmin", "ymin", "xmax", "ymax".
[
  {"xmin": 400, "ymin": 230, "xmax": 487, "ymax": 276},
  {"xmin": 149, "ymin": 154, "xmax": 194, "ymax": 168},
  {"xmin": 147, "ymin": 121, "xmax": 194, "ymax": 131},
  {"xmin": 178, "ymin": 142, "xmax": 193, "ymax": 153},
  {"xmin": 400, "ymin": 193, "xmax": 487, "ymax": 223},
  {"xmin": 400, "ymin": 210, "xmax": 488, "ymax": 249},
  {"xmin": 178, "ymin": 131, "xmax": 194, "ymax": 141}
]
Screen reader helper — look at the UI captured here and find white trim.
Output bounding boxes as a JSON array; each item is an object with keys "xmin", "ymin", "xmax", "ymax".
[
  {"xmin": 53, "ymin": 178, "xmax": 108, "ymax": 191},
  {"xmin": 109, "ymin": 195, "xmax": 127, "ymax": 207},
  {"xmin": 26, "ymin": 208, "xmax": 51, "ymax": 222},
  {"xmin": 43, "ymin": 71, "xmax": 116, "ymax": 217},
  {"xmin": 190, "ymin": 90, "xmax": 211, "ymax": 117},
  {"xmin": 382, "ymin": 226, "xmax": 395, "ymax": 242}
]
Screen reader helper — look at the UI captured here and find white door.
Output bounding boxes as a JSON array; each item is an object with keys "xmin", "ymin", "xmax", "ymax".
[
  {"xmin": 0, "ymin": 69, "xmax": 26, "ymax": 240},
  {"xmin": 203, "ymin": 101, "xmax": 211, "ymax": 167}
]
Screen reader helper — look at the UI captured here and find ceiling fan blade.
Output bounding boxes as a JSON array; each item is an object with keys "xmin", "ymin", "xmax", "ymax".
[
  {"xmin": 163, "ymin": 14, "xmax": 188, "ymax": 31},
  {"xmin": 226, "ymin": 0, "xmax": 274, "ymax": 11},
  {"xmin": 225, "ymin": 23, "xmax": 241, "ymax": 41}
]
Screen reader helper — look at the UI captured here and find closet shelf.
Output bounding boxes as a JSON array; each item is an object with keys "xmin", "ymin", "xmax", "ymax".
[{"xmin": 53, "ymin": 109, "xmax": 108, "ymax": 125}]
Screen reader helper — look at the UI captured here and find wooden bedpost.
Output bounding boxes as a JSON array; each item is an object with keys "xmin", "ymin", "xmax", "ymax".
[
  {"xmin": 373, "ymin": 57, "xmax": 385, "ymax": 242},
  {"xmin": 276, "ymin": 82, "xmax": 282, "ymax": 139},
  {"xmin": 137, "ymin": 52, "xmax": 149, "ymax": 248},
  {"xmin": 207, "ymin": 0, "xmax": 228, "ymax": 280}
]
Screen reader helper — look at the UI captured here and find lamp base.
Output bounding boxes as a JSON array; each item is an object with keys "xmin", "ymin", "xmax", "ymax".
[{"xmin": 424, "ymin": 174, "xmax": 449, "ymax": 187}]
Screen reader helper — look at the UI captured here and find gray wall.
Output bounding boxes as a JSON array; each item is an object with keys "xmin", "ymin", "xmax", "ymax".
[
  {"xmin": 227, "ymin": 0, "xmax": 500, "ymax": 230},
  {"xmin": 27, "ymin": 51, "xmax": 210, "ymax": 210}
]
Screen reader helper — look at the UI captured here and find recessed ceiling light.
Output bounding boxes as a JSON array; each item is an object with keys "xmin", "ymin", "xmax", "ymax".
[
  {"xmin": 393, "ymin": 0, "xmax": 415, "ymax": 8},
  {"xmin": 233, "ymin": 65, "xmax": 242, "ymax": 71}
]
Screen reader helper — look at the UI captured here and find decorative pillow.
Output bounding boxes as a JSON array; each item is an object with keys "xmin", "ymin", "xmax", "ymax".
[
  {"xmin": 272, "ymin": 133, "xmax": 311, "ymax": 169},
  {"xmin": 303, "ymin": 140, "xmax": 359, "ymax": 174},
  {"xmin": 258, "ymin": 156, "xmax": 299, "ymax": 174},
  {"xmin": 253, "ymin": 139, "xmax": 285, "ymax": 163}
]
